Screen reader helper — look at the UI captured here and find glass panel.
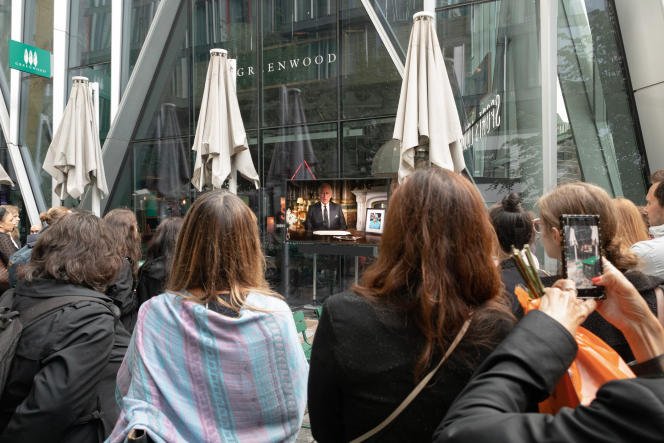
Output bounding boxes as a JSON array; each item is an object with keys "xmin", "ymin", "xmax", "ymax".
[
  {"xmin": 557, "ymin": 0, "xmax": 647, "ymax": 201},
  {"xmin": 133, "ymin": 3, "xmax": 191, "ymax": 141},
  {"xmin": 68, "ymin": 0, "xmax": 112, "ymax": 67},
  {"xmin": 340, "ymin": 2, "xmax": 404, "ymax": 119},
  {"xmin": 261, "ymin": 0, "xmax": 338, "ymax": 126},
  {"xmin": 0, "ymin": 1, "xmax": 11, "ymax": 101},
  {"xmin": 367, "ymin": 0, "xmax": 423, "ymax": 59},
  {"xmin": 23, "ymin": 0, "xmax": 53, "ymax": 50},
  {"xmin": 342, "ymin": 117, "xmax": 396, "ymax": 177},
  {"xmin": 18, "ymin": 75, "xmax": 53, "ymax": 208},
  {"xmin": 122, "ymin": 0, "xmax": 161, "ymax": 94},
  {"xmin": 192, "ymin": 0, "xmax": 258, "ymax": 130},
  {"xmin": 133, "ymin": 137, "xmax": 191, "ymax": 245},
  {"xmin": 68, "ymin": 63, "xmax": 112, "ymax": 144},
  {"xmin": 437, "ymin": 0, "xmax": 543, "ymax": 208}
]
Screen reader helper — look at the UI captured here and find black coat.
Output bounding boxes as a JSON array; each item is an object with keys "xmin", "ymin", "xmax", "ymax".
[
  {"xmin": 434, "ymin": 311, "xmax": 664, "ymax": 442},
  {"xmin": 0, "ymin": 279, "xmax": 130, "ymax": 443},
  {"xmin": 308, "ymin": 291, "xmax": 514, "ymax": 442},
  {"xmin": 136, "ymin": 256, "xmax": 167, "ymax": 307},
  {"xmin": 106, "ymin": 259, "xmax": 138, "ymax": 332},
  {"xmin": 305, "ymin": 201, "xmax": 347, "ymax": 231}
]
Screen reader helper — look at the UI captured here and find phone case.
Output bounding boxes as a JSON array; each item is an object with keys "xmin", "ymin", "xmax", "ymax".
[{"xmin": 559, "ymin": 214, "xmax": 604, "ymax": 298}]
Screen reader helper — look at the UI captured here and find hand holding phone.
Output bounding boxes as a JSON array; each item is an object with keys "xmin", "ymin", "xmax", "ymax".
[{"xmin": 560, "ymin": 214, "xmax": 604, "ymax": 298}]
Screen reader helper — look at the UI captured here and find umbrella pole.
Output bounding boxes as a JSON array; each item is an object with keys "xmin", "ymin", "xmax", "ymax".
[
  {"xmin": 228, "ymin": 163, "xmax": 238, "ymax": 194},
  {"xmin": 91, "ymin": 187, "xmax": 101, "ymax": 217}
]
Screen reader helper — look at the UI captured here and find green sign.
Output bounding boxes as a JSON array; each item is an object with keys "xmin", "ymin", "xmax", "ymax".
[{"xmin": 8, "ymin": 40, "xmax": 51, "ymax": 78}]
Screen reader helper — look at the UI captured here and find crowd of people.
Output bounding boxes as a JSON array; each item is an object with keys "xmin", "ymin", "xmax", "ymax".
[{"xmin": 0, "ymin": 167, "xmax": 662, "ymax": 442}]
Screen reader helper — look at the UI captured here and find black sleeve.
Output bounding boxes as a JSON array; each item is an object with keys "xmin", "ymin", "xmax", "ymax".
[
  {"xmin": 305, "ymin": 206, "xmax": 314, "ymax": 231},
  {"xmin": 338, "ymin": 206, "xmax": 347, "ymax": 230},
  {"xmin": 308, "ymin": 305, "xmax": 346, "ymax": 442},
  {"xmin": 434, "ymin": 311, "xmax": 664, "ymax": 442},
  {"xmin": 0, "ymin": 305, "xmax": 115, "ymax": 442}
]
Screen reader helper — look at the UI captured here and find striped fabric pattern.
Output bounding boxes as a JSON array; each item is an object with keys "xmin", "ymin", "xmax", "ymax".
[{"xmin": 106, "ymin": 291, "xmax": 308, "ymax": 443}]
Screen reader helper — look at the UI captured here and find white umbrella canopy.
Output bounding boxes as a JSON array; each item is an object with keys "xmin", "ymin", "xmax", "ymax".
[
  {"xmin": 43, "ymin": 76, "xmax": 108, "ymax": 215},
  {"xmin": 191, "ymin": 48, "xmax": 259, "ymax": 194},
  {"xmin": 393, "ymin": 11, "xmax": 466, "ymax": 182},
  {"xmin": 0, "ymin": 164, "xmax": 13, "ymax": 186}
]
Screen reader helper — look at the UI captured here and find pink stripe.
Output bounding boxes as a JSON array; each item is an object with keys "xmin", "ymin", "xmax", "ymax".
[{"xmin": 181, "ymin": 303, "xmax": 222, "ymax": 443}]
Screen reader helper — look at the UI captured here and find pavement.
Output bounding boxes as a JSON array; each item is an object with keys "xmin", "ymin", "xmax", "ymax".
[{"xmin": 295, "ymin": 310, "xmax": 319, "ymax": 442}]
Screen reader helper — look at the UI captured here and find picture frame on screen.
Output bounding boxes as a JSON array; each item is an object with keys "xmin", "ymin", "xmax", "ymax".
[{"xmin": 365, "ymin": 208, "xmax": 385, "ymax": 234}]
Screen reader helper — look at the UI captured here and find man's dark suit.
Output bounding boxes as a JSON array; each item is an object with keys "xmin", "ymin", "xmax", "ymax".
[{"xmin": 305, "ymin": 202, "xmax": 347, "ymax": 231}]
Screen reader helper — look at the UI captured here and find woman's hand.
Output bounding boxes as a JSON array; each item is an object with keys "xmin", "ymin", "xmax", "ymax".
[
  {"xmin": 592, "ymin": 258, "xmax": 664, "ymax": 362},
  {"xmin": 539, "ymin": 280, "xmax": 597, "ymax": 335},
  {"xmin": 591, "ymin": 259, "xmax": 652, "ymax": 333}
]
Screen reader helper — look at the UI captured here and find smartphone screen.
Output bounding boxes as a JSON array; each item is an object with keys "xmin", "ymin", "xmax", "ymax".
[{"xmin": 560, "ymin": 214, "xmax": 604, "ymax": 298}]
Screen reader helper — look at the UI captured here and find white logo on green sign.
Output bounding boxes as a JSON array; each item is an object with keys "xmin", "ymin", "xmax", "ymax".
[{"xmin": 24, "ymin": 49, "xmax": 39, "ymax": 68}]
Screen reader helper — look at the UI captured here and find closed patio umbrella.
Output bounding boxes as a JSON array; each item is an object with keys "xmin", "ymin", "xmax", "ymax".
[
  {"xmin": 191, "ymin": 48, "xmax": 259, "ymax": 194},
  {"xmin": 393, "ymin": 11, "xmax": 466, "ymax": 182},
  {"xmin": 43, "ymin": 76, "xmax": 108, "ymax": 215},
  {"xmin": 0, "ymin": 164, "xmax": 13, "ymax": 186}
]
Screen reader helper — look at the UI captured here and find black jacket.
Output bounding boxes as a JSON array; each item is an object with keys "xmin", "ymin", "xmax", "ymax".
[
  {"xmin": 308, "ymin": 291, "xmax": 514, "ymax": 442},
  {"xmin": 305, "ymin": 201, "xmax": 347, "ymax": 231},
  {"xmin": 0, "ymin": 279, "xmax": 130, "ymax": 443},
  {"xmin": 106, "ymin": 259, "xmax": 138, "ymax": 332},
  {"xmin": 136, "ymin": 256, "xmax": 167, "ymax": 306},
  {"xmin": 434, "ymin": 311, "xmax": 664, "ymax": 442}
]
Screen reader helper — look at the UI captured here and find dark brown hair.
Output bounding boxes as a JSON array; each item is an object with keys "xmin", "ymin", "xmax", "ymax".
[
  {"xmin": 166, "ymin": 190, "xmax": 277, "ymax": 310},
  {"xmin": 489, "ymin": 192, "xmax": 534, "ymax": 256},
  {"xmin": 354, "ymin": 168, "xmax": 509, "ymax": 379},
  {"xmin": 39, "ymin": 206, "xmax": 71, "ymax": 225},
  {"xmin": 103, "ymin": 208, "xmax": 141, "ymax": 275},
  {"xmin": 146, "ymin": 217, "xmax": 184, "ymax": 271},
  {"xmin": 24, "ymin": 212, "xmax": 122, "ymax": 292},
  {"xmin": 538, "ymin": 182, "xmax": 639, "ymax": 271}
]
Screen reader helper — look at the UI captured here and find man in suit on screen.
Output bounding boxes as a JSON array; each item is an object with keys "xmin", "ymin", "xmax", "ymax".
[{"xmin": 305, "ymin": 182, "xmax": 347, "ymax": 231}]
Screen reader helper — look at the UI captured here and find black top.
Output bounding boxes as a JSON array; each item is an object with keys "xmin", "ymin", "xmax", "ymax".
[
  {"xmin": 308, "ymin": 291, "xmax": 514, "ymax": 442},
  {"xmin": 434, "ymin": 311, "xmax": 664, "ymax": 443},
  {"xmin": 0, "ymin": 232, "xmax": 18, "ymax": 266},
  {"xmin": 106, "ymin": 259, "xmax": 138, "ymax": 332},
  {"xmin": 0, "ymin": 279, "xmax": 130, "ymax": 443},
  {"xmin": 136, "ymin": 257, "xmax": 167, "ymax": 307}
]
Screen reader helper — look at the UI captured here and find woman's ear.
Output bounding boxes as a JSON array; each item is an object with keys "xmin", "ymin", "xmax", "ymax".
[{"xmin": 551, "ymin": 226, "xmax": 561, "ymax": 244}]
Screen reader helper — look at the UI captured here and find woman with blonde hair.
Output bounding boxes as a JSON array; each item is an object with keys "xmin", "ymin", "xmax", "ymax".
[
  {"xmin": 538, "ymin": 182, "xmax": 662, "ymax": 361},
  {"xmin": 613, "ymin": 197, "xmax": 650, "ymax": 246},
  {"xmin": 108, "ymin": 190, "xmax": 308, "ymax": 442},
  {"xmin": 308, "ymin": 168, "xmax": 515, "ymax": 442}
]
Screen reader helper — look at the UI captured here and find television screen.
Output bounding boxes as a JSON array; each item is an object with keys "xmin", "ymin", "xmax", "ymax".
[{"xmin": 284, "ymin": 178, "xmax": 392, "ymax": 242}]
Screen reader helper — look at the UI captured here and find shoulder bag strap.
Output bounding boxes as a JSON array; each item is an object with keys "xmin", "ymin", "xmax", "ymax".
[{"xmin": 349, "ymin": 317, "xmax": 473, "ymax": 443}]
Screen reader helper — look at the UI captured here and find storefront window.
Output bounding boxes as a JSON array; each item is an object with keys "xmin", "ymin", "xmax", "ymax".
[
  {"xmin": 18, "ymin": 0, "xmax": 53, "ymax": 208},
  {"xmin": 557, "ymin": 0, "xmax": 647, "ymax": 201},
  {"xmin": 340, "ymin": 1, "xmax": 409, "ymax": 120},
  {"xmin": 342, "ymin": 117, "xmax": 396, "ymax": 177},
  {"xmin": 437, "ymin": 0, "xmax": 543, "ymax": 208},
  {"xmin": 192, "ymin": 0, "xmax": 258, "ymax": 130},
  {"xmin": 261, "ymin": 0, "xmax": 338, "ymax": 126},
  {"xmin": 122, "ymin": 0, "xmax": 161, "ymax": 94}
]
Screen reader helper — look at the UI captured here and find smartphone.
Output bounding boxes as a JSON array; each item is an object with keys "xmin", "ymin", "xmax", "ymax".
[{"xmin": 560, "ymin": 214, "xmax": 604, "ymax": 298}]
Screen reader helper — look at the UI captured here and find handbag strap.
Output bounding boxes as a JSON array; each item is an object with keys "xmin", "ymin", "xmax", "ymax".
[{"xmin": 349, "ymin": 316, "xmax": 473, "ymax": 443}]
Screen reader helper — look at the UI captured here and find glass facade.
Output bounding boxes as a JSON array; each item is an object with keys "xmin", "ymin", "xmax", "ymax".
[{"xmin": 0, "ymin": 0, "xmax": 650, "ymax": 304}]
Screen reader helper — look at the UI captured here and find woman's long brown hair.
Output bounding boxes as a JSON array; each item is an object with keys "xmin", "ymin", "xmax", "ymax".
[
  {"xmin": 353, "ymin": 168, "xmax": 505, "ymax": 379},
  {"xmin": 538, "ymin": 182, "xmax": 639, "ymax": 271},
  {"xmin": 166, "ymin": 190, "xmax": 277, "ymax": 310},
  {"xmin": 103, "ymin": 208, "xmax": 141, "ymax": 275}
]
